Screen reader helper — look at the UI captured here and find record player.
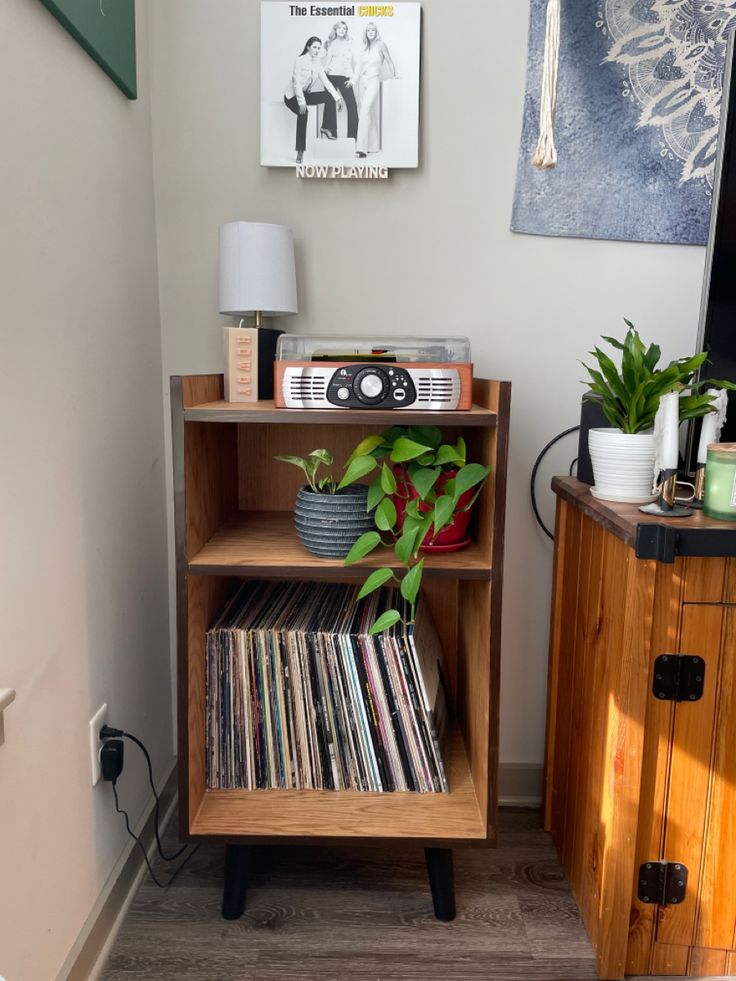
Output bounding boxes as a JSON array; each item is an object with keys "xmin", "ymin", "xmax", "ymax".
[{"xmin": 274, "ymin": 335, "xmax": 473, "ymax": 411}]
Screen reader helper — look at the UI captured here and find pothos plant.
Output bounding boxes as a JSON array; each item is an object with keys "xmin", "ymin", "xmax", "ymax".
[
  {"xmin": 274, "ymin": 447, "xmax": 377, "ymax": 493},
  {"xmin": 342, "ymin": 425, "xmax": 491, "ymax": 634},
  {"xmin": 582, "ymin": 321, "xmax": 732, "ymax": 433}
]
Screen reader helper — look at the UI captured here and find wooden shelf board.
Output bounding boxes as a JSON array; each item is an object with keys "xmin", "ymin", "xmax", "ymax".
[
  {"xmin": 190, "ymin": 726, "xmax": 486, "ymax": 840},
  {"xmin": 184, "ymin": 399, "xmax": 498, "ymax": 427},
  {"xmin": 188, "ymin": 511, "xmax": 492, "ymax": 579}
]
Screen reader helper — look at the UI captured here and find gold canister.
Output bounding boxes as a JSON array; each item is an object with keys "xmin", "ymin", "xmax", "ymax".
[{"xmin": 703, "ymin": 443, "xmax": 736, "ymax": 521}]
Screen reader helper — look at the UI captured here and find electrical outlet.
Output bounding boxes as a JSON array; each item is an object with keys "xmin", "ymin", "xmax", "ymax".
[{"xmin": 89, "ymin": 703, "xmax": 108, "ymax": 786}]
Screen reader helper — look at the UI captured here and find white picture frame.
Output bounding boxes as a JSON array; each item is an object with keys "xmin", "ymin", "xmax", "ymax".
[{"xmin": 261, "ymin": 2, "xmax": 421, "ymax": 168}]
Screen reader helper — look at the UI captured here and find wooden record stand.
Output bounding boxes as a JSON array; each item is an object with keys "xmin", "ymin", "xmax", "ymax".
[{"xmin": 170, "ymin": 374, "xmax": 510, "ymax": 921}]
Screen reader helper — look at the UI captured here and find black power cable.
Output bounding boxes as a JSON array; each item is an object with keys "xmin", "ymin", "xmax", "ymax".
[
  {"xmin": 102, "ymin": 725, "xmax": 188, "ymax": 862},
  {"xmin": 111, "ymin": 781, "xmax": 199, "ymax": 889},
  {"xmin": 101, "ymin": 724, "xmax": 199, "ymax": 887},
  {"xmin": 530, "ymin": 426, "xmax": 580, "ymax": 541}
]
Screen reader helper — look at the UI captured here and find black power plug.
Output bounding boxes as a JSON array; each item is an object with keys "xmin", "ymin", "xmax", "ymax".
[{"xmin": 100, "ymin": 739, "xmax": 124, "ymax": 781}]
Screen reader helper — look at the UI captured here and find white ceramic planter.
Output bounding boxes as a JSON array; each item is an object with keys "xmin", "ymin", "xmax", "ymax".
[{"xmin": 588, "ymin": 428, "xmax": 657, "ymax": 503}]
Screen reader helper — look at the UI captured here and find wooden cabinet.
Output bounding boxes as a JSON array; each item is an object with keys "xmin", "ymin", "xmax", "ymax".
[
  {"xmin": 170, "ymin": 374, "xmax": 510, "ymax": 913},
  {"xmin": 546, "ymin": 477, "xmax": 736, "ymax": 978}
]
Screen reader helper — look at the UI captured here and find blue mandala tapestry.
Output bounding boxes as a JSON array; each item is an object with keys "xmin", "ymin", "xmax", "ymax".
[{"xmin": 511, "ymin": 0, "xmax": 736, "ymax": 245}]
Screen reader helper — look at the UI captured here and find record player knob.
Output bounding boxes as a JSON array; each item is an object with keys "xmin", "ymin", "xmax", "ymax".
[{"xmin": 357, "ymin": 371, "xmax": 384, "ymax": 400}]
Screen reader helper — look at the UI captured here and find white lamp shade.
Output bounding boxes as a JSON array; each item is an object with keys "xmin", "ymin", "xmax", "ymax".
[{"xmin": 219, "ymin": 221, "xmax": 297, "ymax": 317}]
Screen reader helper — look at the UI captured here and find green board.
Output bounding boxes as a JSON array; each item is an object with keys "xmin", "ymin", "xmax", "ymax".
[{"xmin": 39, "ymin": 0, "xmax": 137, "ymax": 99}]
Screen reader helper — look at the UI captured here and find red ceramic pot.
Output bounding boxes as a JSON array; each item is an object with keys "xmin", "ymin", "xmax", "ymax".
[{"xmin": 392, "ymin": 465, "xmax": 474, "ymax": 552}]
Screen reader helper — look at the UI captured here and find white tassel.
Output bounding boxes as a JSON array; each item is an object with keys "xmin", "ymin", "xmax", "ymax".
[{"xmin": 532, "ymin": 0, "xmax": 561, "ymax": 169}]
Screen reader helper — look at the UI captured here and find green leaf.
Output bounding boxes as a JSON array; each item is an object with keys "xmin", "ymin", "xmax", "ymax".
[
  {"xmin": 308, "ymin": 449, "xmax": 333, "ymax": 466},
  {"xmin": 337, "ymin": 455, "xmax": 377, "ymax": 490},
  {"xmin": 274, "ymin": 454, "xmax": 309, "ymax": 470},
  {"xmin": 593, "ymin": 348, "xmax": 629, "ymax": 402},
  {"xmin": 600, "ymin": 335, "xmax": 625, "ymax": 351},
  {"xmin": 411, "ymin": 467, "xmax": 440, "ymax": 501},
  {"xmin": 644, "ymin": 343, "xmax": 661, "ymax": 372},
  {"xmin": 390, "ymin": 437, "xmax": 433, "ymax": 463},
  {"xmin": 673, "ymin": 351, "xmax": 708, "ymax": 377},
  {"xmin": 452, "ymin": 463, "xmax": 491, "ymax": 503},
  {"xmin": 345, "ymin": 435, "xmax": 385, "ymax": 465},
  {"xmin": 433, "ymin": 494, "xmax": 455, "ymax": 536},
  {"xmin": 366, "ymin": 476, "xmax": 385, "ymax": 511},
  {"xmin": 400, "ymin": 559, "xmax": 424, "ymax": 605},
  {"xmin": 380, "ymin": 426, "xmax": 406, "ymax": 443},
  {"xmin": 701, "ymin": 378, "xmax": 736, "ymax": 391},
  {"xmin": 434, "ymin": 444, "xmax": 464, "ymax": 466},
  {"xmin": 395, "ymin": 527, "xmax": 420, "ymax": 565},
  {"xmin": 368, "ymin": 609, "xmax": 401, "ymax": 635},
  {"xmin": 405, "ymin": 499, "xmax": 422, "ymax": 520},
  {"xmin": 344, "ymin": 531, "xmax": 381, "ymax": 566},
  {"xmin": 375, "ymin": 497, "xmax": 397, "ymax": 532},
  {"xmin": 413, "ymin": 513, "xmax": 434, "ymax": 555},
  {"xmin": 678, "ymin": 393, "xmax": 717, "ymax": 421},
  {"xmin": 380, "ymin": 463, "xmax": 397, "ymax": 494},
  {"xmin": 416, "ymin": 453, "xmax": 436, "ymax": 466},
  {"xmin": 408, "ymin": 426, "xmax": 442, "ymax": 448},
  {"xmin": 456, "ymin": 437, "xmax": 466, "ymax": 463},
  {"xmin": 357, "ymin": 567, "xmax": 395, "ymax": 599}
]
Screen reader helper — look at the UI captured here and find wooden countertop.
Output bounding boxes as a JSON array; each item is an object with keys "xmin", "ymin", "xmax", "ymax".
[{"xmin": 552, "ymin": 476, "xmax": 736, "ymax": 562}]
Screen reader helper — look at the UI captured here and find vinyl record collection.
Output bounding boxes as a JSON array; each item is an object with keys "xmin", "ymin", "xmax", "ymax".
[{"xmin": 206, "ymin": 580, "xmax": 449, "ymax": 793}]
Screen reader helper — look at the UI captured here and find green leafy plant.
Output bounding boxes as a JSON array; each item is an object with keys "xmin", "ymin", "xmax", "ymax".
[
  {"xmin": 343, "ymin": 426, "xmax": 490, "ymax": 634},
  {"xmin": 274, "ymin": 448, "xmax": 377, "ymax": 494},
  {"xmin": 581, "ymin": 321, "xmax": 729, "ymax": 434}
]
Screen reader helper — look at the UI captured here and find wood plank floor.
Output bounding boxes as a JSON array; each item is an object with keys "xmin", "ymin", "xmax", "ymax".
[{"xmin": 99, "ymin": 809, "xmax": 661, "ymax": 981}]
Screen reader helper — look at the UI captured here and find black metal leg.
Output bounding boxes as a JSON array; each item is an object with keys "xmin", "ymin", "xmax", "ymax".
[
  {"xmin": 222, "ymin": 845, "xmax": 248, "ymax": 920},
  {"xmin": 424, "ymin": 847, "xmax": 456, "ymax": 921}
]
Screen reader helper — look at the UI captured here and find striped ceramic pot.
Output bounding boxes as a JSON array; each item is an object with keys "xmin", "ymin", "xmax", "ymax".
[
  {"xmin": 293, "ymin": 485, "xmax": 374, "ymax": 558},
  {"xmin": 588, "ymin": 428, "xmax": 657, "ymax": 503}
]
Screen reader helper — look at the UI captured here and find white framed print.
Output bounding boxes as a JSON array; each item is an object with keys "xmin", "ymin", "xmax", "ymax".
[{"xmin": 261, "ymin": 2, "xmax": 421, "ymax": 169}]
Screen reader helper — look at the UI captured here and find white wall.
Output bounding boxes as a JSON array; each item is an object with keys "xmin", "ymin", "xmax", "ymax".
[
  {"xmin": 149, "ymin": 0, "xmax": 706, "ymax": 767},
  {"xmin": 0, "ymin": 2, "xmax": 172, "ymax": 978}
]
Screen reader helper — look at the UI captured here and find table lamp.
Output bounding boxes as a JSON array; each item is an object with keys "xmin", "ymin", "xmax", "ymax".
[{"xmin": 219, "ymin": 221, "xmax": 297, "ymax": 402}]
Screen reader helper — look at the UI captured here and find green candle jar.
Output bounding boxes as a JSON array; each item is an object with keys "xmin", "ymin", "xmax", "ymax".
[{"xmin": 704, "ymin": 444, "xmax": 736, "ymax": 521}]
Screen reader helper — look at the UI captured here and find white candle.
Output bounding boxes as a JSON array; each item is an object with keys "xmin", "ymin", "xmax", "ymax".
[
  {"xmin": 697, "ymin": 388, "xmax": 727, "ymax": 465},
  {"xmin": 655, "ymin": 391, "xmax": 680, "ymax": 472}
]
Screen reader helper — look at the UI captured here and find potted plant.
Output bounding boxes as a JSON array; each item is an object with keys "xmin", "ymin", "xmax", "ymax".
[
  {"xmin": 274, "ymin": 448, "xmax": 377, "ymax": 558},
  {"xmin": 342, "ymin": 426, "xmax": 490, "ymax": 634},
  {"xmin": 582, "ymin": 322, "xmax": 718, "ymax": 502}
]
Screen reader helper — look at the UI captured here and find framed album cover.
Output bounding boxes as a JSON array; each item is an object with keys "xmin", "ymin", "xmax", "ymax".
[{"xmin": 261, "ymin": 2, "xmax": 420, "ymax": 168}]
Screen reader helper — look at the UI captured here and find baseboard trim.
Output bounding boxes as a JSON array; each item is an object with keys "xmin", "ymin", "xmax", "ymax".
[
  {"xmin": 498, "ymin": 763, "xmax": 543, "ymax": 808},
  {"xmin": 58, "ymin": 762, "xmax": 178, "ymax": 981}
]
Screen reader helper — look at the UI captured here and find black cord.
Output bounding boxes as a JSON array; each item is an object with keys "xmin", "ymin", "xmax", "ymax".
[
  {"xmin": 102, "ymin": 725, "xmax": 188, "ymax": 862},
  {"xmin": 125, "ymin": 732, "xmax": 189, "ymax": 861},
  {"xmin": 530, "ymin": 426, "xmax": 581, "ymax": 541},
  {"xmin": 569, "ymin": 457, "xmax": 578, "ymax": 477},
  {"xmin": 112, "ymin": 781, "xmax": 199, "ymax": 889}
]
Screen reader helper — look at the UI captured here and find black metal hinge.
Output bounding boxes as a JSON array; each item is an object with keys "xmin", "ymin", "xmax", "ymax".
[
  {"xmin": 652, "ymin": 654, "xmax": 705, "ymax": 702},
  {"xmin": 637, "ymin": 861, "xmax": 688, "ymax": 906}
]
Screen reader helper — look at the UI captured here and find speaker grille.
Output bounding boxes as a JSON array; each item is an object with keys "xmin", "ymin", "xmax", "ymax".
[
  {"xmin": 414, "ymin": 372, "xmax": 461, "ymax": 408},
  {"xmin": 283, "ymin": 368, "xmax": 331, "ymax": 407}
]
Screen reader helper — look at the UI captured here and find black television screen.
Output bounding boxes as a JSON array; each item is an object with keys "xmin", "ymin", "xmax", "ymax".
[{"xmin": 690, "ymin": 33, "xmax": 736, "ymax": 465}]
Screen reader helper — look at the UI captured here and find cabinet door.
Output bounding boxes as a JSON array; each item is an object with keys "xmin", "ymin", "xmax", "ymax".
[{"xmin": 653, "ymin": 603, "xmax": 736, "ymax": 973}]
